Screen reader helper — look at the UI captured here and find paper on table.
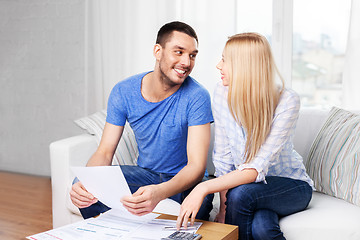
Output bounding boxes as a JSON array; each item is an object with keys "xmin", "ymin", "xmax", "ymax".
[
  {"xmin": 130, "ymin": 218, "xmax": 202, "ymax": 239},
  {"xmin": 27, "ymin": 209, "xmax": 161, "ymax": 240},
  {"xmin": 71, "ymin": 166, "xmax": 131, "ymax": 211}
]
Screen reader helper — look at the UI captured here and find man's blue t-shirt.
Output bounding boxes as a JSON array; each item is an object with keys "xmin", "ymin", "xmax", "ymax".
[{"xmin": 106, "ymin": 71, "xmax": 214, "ymax": 175}]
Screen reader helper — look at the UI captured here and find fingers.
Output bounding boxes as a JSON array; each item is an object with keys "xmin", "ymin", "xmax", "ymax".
[
  {"xmin": 121, "ymin": 198, "xmax": 150, "ymax": 215},
  {"xmin": 176, "ymin": 209, "xmax": 196, "ymax": 230},
  {"xmin": 132, "ymin": 187, "xmax": 146, "ymax": 197},
  {"xmin": 176, "ymin": 213, "xmax": 184, "ymax": 230},
  {"xmin": 123, "ymin": 191, "xmax": 147, "ymax": 204},
  {"xmin": 121, "ymin": 195, "xmax": 152, "ymax": 215},
  {"xmin": 70, "ymin": 182, "xmax": 97, "ymax": 208},
  {"xmin": 182, "ymin": 211, "xmax": 191, "ymax": 229},
  {"xmin": 190, "ymin": 211, "xmax": 196, "ymax": 226}
]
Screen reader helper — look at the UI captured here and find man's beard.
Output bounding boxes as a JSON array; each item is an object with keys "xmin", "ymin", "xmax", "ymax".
[{"xmin": 158, "ymin": 63, "xmax": 185, "ymax": 87}]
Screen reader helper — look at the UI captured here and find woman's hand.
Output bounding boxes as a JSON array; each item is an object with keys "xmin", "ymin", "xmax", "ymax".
[
  {"xmin": 214, "ymin": 190, "xmax": 227, "ymax": 223},
  {"xmin": 214, "ymin": 209, "xmax": 226, "ymax": 223},
  {"xmin": 176, "ymin": 183, "xmax": 208, "ymax": 230}
]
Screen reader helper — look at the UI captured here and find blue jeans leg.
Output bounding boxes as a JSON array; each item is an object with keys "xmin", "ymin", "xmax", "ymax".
[
  {"xmin": 121, "ymin": 165, "xmax": 165, "ymax": 193},
  {"xmin": 195, "ymin": 192, "xmax": 214, "ymax": 221},
  {"xmin": 225, "ymin": 176, "xmax": 312, "ymax": 240},
  {"xmin": 79, "ymin": 201, "xmax": 111, "ymax": 219},
  {"xmin": 252, "ymin": 209, "xmax": 283, "ymax": 240}
]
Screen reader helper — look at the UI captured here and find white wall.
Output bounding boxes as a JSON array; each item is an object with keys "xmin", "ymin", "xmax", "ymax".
[{"xmin": 0, "ymin": 0, "xmax": 86, "ymax": 176}]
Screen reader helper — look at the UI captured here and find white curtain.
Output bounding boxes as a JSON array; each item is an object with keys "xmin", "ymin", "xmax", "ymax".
[
  {"xmin": 85, "ymin": 0, "xmax": 238, "ymax": 114},
  {"xmin": 85, "ymin": 0, "xmax": 179, "ymax": 114},
  {"xmin": 86, "ymin": 1, "xmax": 359, "ymax": 113},
  {"xmin": 342, "ymin": 0, "xmax": 360, "ymax": 110}
]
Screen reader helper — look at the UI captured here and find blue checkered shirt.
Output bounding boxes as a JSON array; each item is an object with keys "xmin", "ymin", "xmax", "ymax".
[{"xmin": 212, "ymin": 82, "xmax": 314, "ymax": 188}]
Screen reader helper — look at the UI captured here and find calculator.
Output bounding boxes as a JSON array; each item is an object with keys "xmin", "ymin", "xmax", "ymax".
[{"xmin": 161, "ymin": 231, "xmax": 202, "ymax": 240}]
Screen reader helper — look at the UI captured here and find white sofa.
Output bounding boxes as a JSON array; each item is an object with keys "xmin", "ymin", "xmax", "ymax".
[{"xmin": 50, "ymin": 108, "xmax": 360, "ymax": 239}]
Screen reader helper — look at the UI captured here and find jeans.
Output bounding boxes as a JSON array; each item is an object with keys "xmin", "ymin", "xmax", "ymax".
[
  {"xmin": 79, "ymin": 165, "xmax": 213, "ymax": 220},
  {"xmin": 223, "ymin": 176, "xmax": 312, "ymax": 240}
]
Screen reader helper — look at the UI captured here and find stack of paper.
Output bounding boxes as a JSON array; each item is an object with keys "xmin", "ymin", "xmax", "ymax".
[{"xmin": 27, "ymin": 166, "xmax": 202, "ymax": 240}]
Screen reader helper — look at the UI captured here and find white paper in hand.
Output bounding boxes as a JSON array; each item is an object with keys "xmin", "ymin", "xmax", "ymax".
[{"xmin": 71, "ymin": 166, "xmax": 131, "ymax": 211}]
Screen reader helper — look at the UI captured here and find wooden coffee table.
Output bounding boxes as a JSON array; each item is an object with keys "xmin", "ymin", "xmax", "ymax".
[{"xmin": 157, "ymin": 214, "xmax": 238, "ymax": 240}]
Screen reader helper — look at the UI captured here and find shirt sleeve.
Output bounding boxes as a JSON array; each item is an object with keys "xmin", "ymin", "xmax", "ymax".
[
  {"xmin": 187, "ymin": 87, "xmax": 214, "ymax": 126},
  {"xmin": 212, "ymin": 84, "xmax": 235, "ymax": 177},
  {"xmin": 237, "ymin": 90, "xmax": 301, "ymax": 182},
  {"xmin": 106, "ymin": 83, "xmax": 127, "ymax": 126}
]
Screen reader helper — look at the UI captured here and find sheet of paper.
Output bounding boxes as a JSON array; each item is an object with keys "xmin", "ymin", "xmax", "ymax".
[
  {"xmin": 129, "ymin": 218, "xmax": 202, "ymax": 239},
  {"xmin": 27, "ymin": 210, "xmax": 161, "ymax": 240},
  {"xmin": 71, "ymin": 166, "xmax": 131, "ymax": 211}
]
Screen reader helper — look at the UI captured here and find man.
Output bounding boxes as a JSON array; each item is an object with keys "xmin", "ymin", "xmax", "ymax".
[{"xmin": 70, "ymin": 21, "xmax": 214, "ymax": 219}]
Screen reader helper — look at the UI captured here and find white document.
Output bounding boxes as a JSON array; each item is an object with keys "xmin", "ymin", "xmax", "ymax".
[
  {"xmin": 27, "ymin": 210, "xmax": 161, "ymax": 240},
  {"xmin": 27, "ymin": 208, "xmax": 202, "ymax": 240},
  {"xmin": 71, "ymin": 166, "xmax": 131, "ymax": 211},
  {"xmin": 130, "ymin": 218, "xmax": 202, "ymax": 239},
  {"xmin": 28, "ymin": 166, "xmax": 203, "ymax": 240}
]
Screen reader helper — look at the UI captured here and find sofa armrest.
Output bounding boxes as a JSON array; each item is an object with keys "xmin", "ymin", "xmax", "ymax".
[
  {"xmin": 50, "ymin": 134, "xmax": 97, "ymax": 228},
  {"xmin": 49, "ymin": 133, "xmax": 185, "ymax": 227}
]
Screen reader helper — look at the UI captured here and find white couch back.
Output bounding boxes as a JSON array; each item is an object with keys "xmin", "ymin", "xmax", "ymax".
[
  {"xmin": 293, "ymin": 108, "xmax": 329, "ymax": 164},
  {"xmin": 206, "ymin": 108, "xmax": 330, "ymax": 176}
]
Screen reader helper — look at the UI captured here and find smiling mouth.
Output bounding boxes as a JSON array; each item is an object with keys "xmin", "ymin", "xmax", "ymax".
[{"xmin": 174, "ymin": 68, "xmax": 187, "ymax": 76}]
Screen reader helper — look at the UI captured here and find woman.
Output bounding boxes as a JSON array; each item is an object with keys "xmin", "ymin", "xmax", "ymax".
[{"xmin": 176, "ymin": 33, "xmax": 314, "ymax": 240}]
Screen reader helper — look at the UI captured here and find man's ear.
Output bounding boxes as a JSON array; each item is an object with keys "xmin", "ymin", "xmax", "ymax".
[{"xmin": 153, "ymin": 44, "xmax": 162, "ymax": 61}]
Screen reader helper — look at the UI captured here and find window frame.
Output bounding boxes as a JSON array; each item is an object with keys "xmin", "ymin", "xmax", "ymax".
[{"xmin": 272, "ymin": 0, "xmax": 293, "ymax": 88}]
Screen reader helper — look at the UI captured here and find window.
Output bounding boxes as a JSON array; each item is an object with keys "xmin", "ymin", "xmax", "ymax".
[
  {"xmin": 292, "ymin": 0, "xmax": 351, "ymax": 108},
  {"xmin": 236, "ymin": 0, "xmax": 272, "ymax": 38}
]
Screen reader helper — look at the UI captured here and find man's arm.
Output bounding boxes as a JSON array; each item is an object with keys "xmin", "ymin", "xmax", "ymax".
[
  {"xmin": 86, "ymin": 123, "xmax": 124, "ymax": 166},
  {"xmin": 70, "ymin": 123, "xmax": 124, "ymax": 208},
  {"xmin": 121, "ymin": 123, "xmax": 211, "ymax": 215}
]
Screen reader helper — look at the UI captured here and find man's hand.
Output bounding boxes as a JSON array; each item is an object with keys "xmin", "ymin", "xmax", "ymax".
[
  {"xmin": 120, "ymin": 185, "xmax": 162, "ymax": 216},
  {"xmin": 70, "ymin": 181, "xmax": 98, "ymax": 208}
]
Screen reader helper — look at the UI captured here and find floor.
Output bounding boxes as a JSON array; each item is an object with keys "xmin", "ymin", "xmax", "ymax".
[{"xmin": 0, "ymin": 171, "xmax": 53, "ymax": 240}]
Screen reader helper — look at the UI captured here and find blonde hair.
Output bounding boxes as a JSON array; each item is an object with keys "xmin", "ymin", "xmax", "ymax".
[{"xmin": 224, "ymin": 33, "xmax": 284, "ymax": 163}]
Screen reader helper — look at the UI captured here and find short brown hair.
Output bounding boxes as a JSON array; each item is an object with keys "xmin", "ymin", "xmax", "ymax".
[{"xmin": 156, "ymin": 21, "xmax": 198, "ymax": 46}]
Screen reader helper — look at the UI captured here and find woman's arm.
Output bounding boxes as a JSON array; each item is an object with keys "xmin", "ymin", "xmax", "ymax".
[{"xmin": 176, "ymin": 168, "xmax": 257, "ymax": 229}]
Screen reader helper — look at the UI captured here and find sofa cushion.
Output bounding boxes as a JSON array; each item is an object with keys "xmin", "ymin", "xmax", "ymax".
[
  {"xmin": 280, "ymin": 191, "xmax": 360, "ymax": 240},
  {"xmin": 306, "ymin": 107, "xmax": 360, "ymax": 206},
  {"xmin": 74, "ymin": 110, "xmax": 138, "ymax": 166}
]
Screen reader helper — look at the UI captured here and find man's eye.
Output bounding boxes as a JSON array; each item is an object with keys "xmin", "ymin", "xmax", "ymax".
[
  {"xmin": 175, "ymin": 51, "xmax": 182, "ymax": 55},
  {"xmin": 190, "ymin": 54, "xmax": 197, "ymax": 59}
]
